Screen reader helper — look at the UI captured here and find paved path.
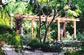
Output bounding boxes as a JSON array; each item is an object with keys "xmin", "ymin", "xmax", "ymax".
[{"xmin": 2, "ymin": 48, "xmax": 65, "ymax": 55}]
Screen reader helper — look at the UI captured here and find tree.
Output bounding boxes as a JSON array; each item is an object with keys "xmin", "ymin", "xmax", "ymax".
[
  {"xmin": 33, "ymin": 0, "xmax": 81, "ymax": 43},
  {"xmin": 6, "ymin": 0, "xmax": 81, "ymax": 43},
  {"xmin": 72, "ymin": 0, "xmax": 84, "ymax": 33}
]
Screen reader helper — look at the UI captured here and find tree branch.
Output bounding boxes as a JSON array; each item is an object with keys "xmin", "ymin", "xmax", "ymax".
[{"xmin": 43, "ymin": 9, "xmax": 62, "ymax": 43}]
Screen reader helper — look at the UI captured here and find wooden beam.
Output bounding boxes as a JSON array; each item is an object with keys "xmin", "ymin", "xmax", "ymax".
[
  {"xmin": 55, "ymin": 17, "xmax": 80, "ymax": 21},
  {"xmin": 25, "ymin": 15, "xmax": 80, "ymax": 22},
  {"xmin": 57, "ymin": 19, "xmax": 61, "ymax": 41}
]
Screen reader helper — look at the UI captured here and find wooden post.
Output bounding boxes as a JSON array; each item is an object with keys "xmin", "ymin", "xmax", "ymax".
[
  {"xmin": 74, "ymin": 21, "xmax": 76, "ymax": 39},
  {"xmin": 57, "ymin": 19, "xmax": 60, "ymax": 41},
  {"xmin": 31, "ymin": 15, "xmax": 36, "ymax": 37},
  {"xmin": 31, "ymin": 19, "xmax": 34, "ymax": 37}
]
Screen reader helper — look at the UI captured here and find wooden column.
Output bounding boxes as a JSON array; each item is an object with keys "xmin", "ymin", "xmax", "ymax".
[
  {"xmin": 31, "ymin": 19, "xmax": 34, "ymax": 37},
  {"xmin": 31, "ymin": 16, "xmax": 36, "ymax": 37},
  {"xmin": 57, "ymin": 19, "xmax": 60, "ymax": 41},
  {"xmin": 74, "ymin": 21, "xmax": 76, "ymax": 39}
]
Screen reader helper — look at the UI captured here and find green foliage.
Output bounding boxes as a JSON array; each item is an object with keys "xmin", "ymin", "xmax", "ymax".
[
  {"xmin": 37, "ymin": 0, "xmax": 47, "ymax": 4},
  {"xmin": 27, "ymin": 37, "xmax": 62, "ymax": 52},
  {"xmin": 8, "ymin": 0, "xmax": 16, "ymax": 2},
  {"xmin": 0, "ymin": 48, "xmax": 5, "ymax": 55},
  {"xmin": 28, "ymin": 38, "xmax": 41, "ymax": 49},
  {"xmin": 48, "ymin": 0, "xmax": 81, "ymax": 17},
  {"xmin": 66, "ymin": 50, "xmax": 84, "ymax": 55},
  {"xmin": 42, "ymin": 6, "xmax": 52, "ymax": 15},
  {"xmin": 0, "ymin": 25, "xmax": 16, "ymax": 44},
  {"xmin": 51, "ymin": 22, "xmax": 58, "ymax": 40},
  {"xmin": 7, "ymin": 1, "xmax": 32, "ymax": 15},
  {"xmin": 23, "ymin": 21, "xmax": 38, "ymax": 37},
  {"xmin": 77, "ymin": 32, "xmax": 84, "ymax": 41},
  {"xmin": 12, "ymin": 35, "xmax": 23, "ymax": 47},
  {"xmin": 49, "ymin": 0, "xmax": 58, "ymax": 6},
  {"xmin": 0, "ymin": 25, "xmax": 14, "ymax": 39},
  {"xmin": 0, "ymin": 24, "xmax": 23, "ymax": 48},
  {"xmin": 66, "ymin": 50, "xmax": 77, "ymax": 55},
  {"xmin": 41, "ymin": 42, "xmax": 62, "ymax": 52},
  {"xmin": 0, "ymin": 24, "xmax": 23, "ymax": 46},
  {"xmin": 0, "ymin": 7, "xmax": 10, "ymax": 26},
  {"xmin": 66, "ymin": 6, "xmax": 81, "ymax": 18},
  {"xmin": 63, "ymin": 32, "xmax": 74, "ymax": 40},
  {"xmin": 72, "ymin": 0, "xmax": 84, "ymax": 12},
  {"xmin": 64, "ymin": 5, "xmax": 70, "ymax": 10}
]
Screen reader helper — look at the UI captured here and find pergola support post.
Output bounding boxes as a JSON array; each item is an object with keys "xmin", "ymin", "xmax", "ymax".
[
  {"xmin": 57, "ymin": 20, "xmax": 60, "ymax": 41},
  {"xmin": 74, "ymin": 21, "xmax": 76, "ymax": 39},
  {"xmin": 31, "ymin": 20, "xmax": 34, "ymax": 37}
]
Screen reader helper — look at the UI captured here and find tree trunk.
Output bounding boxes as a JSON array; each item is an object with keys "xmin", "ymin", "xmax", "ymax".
[
  {"xmin": 14, "ymin": 14, "xmax": 24, "ymax": 35},
  {"xmin": 43, "ymin": 8, "xmax": 62, "ymax": 43},
  {"xmin": 43, "ymin": 9, "xmax": 56, "ymax": 43},
  {"xmin": 38, "ymin": 15, "xmax": 41, "ymax": 43}
]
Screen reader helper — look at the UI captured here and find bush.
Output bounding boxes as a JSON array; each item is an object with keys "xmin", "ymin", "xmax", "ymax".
[
  {"xmin": 0, "ymin": 25, "xmax": 16, "ymax": 44},
  {"xmin": 41, "ymin": 41, "xmax": 62, "ymax": 52},
  {"xmin": 27, "ymin": 37, "xmax": 62, "ymax": 52},
  {"xmin": 66, "ymin": 50, "xmax": 84, "ymax": 55},
  {"xmin": 77, "ymin": 32, "xmax": 84, "ymax": 41},
  {"xmin": 0, "ymin": 24, "xmax": 23, "ymax": 46},
  {"xmin": 66, "ymin": 50, "xmax": 77, "ymax": 55},
  {"xmin": 63, "ymin": 31, "xmax": 74, "ymax": 40},
  {"xmin": 0, "ymin": 48, "xmax": 5, "ymax": 55},
  {"xmin": 11, "ymin": 35, "xmax": 23, "ymax": 47},
  {"xmin": 41, "ymin": 43, "xmax": 50, "ymax": 52},
  {"xmin": 27, "ymin": 38, "xmax": 41, "ymax": 50}
]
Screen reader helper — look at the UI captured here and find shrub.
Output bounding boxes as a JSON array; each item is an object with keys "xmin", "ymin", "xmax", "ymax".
[
  {"xmin": 11, "ymin": 35, "xmax": 23, "ymax": 47},
  {"xmin": 41, "ymin": 41, "xmax": 62, "ymax": 52},
  {"xmin": 26, "ymin": 37, "xmax": 62, "ymax": 52},
  {"xmin": 0, "ymin": 7, "xmax": 10, "ymax": 26},
  {"xmin": 77, "ymin": 32, "xmax": 84, "ymax": 41},
  {"xmin": 66, "ymin": 50, "xmax": 84, "ymax": 55},
  {"xmin": 41, "ymin": 43, "xmax": 50, "ymax": 52},
  {"xmin": 0, "ymin": 24, "xmax": 16, "ymax": 44},
  {"xmin": 63, "ymin": 31, "xmax": 74, "ymax": 40},
  {"xmin": 27, "ymin": 38, "xmax": 41, "ymax": 50},
  {"xmin": 0, "ymin": 47, "xmax": 5, "ymax": 55},
  {"xmin": 66, "ymin": 50, "xmax": 76, "ymax": 55},
  {"xmin": 0, "ymin": 24, "xmax": 23, "ymax": 47}
]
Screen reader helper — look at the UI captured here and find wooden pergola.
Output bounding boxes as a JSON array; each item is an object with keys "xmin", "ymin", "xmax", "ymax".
[{"xmin": 10, "ymin": 15, "xmax": 80, "ymax": 41}]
